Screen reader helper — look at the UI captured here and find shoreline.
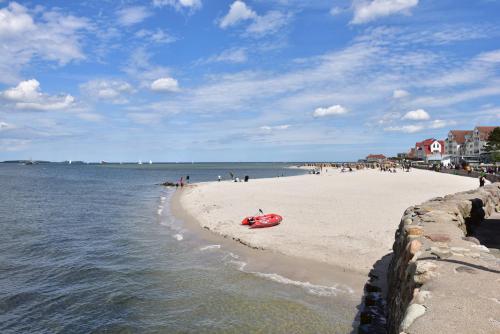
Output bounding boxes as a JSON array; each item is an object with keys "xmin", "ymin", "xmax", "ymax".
[
  {"xmin": 170, "ymin": 188, "xmax": 368, "ymax": 297},
  {"xmin": 172, "ymin": 168, "xmax": 479, "ymax": 275}
]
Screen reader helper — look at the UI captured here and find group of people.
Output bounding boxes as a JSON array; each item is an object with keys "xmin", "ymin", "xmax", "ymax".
[{"xmin": 224, "ymin": 172, "xmax": 250, "ymax": 182}]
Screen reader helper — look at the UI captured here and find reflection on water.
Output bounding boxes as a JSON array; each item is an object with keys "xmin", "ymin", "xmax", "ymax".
[{"xmin": 0, "ymin": 163, "xmax": 355, "ymax": 333}]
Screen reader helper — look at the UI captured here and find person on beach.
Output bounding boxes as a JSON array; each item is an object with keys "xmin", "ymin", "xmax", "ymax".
[
  {"xmin": 479, "ymin": 175, "xmax": 485, "ymax": 187},
  {"xmin": 218, "ymin": 175, "xmax": 221, "ymax": 182},
  {"xmin": 186, "ymin": 175, "xmax": 190, "ymax": 184}
]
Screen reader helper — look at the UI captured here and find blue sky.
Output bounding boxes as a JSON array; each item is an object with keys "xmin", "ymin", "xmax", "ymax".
[{"xmin": 0, "ymin": 0, "xmax": 499, "ymax": 162}]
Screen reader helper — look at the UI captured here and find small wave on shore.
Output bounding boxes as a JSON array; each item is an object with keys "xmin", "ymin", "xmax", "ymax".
[
  {"xmin": 223, "ymin": 253, "xmax": 353, "ymax": 297},
  {"xmin": 200, "ymin": 244, "xmax": 221, "ymax": 251}
]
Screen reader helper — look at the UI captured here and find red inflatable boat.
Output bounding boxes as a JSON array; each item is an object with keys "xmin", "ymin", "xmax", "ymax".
[{"xmin": 241, "ymin": 214, "xmax": 282, "ymax": 228}]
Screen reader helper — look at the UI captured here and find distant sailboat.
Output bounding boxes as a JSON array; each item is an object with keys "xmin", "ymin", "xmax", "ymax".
[
  {"xmin": 69, "ymin": 160, "xmax": 72, "ymax": 165},
  {"xmin": 149, "ymin": 160, "xmax": 153, "ymax": 165},
  {"xmin": 138, "ymin": 160, "xmax": 143, "ymax": 165}
]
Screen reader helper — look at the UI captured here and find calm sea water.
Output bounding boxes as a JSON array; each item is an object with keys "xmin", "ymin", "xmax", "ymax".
[{"xmin": 0, "ymin": 163, "xmax": 356, "ymax": 333}]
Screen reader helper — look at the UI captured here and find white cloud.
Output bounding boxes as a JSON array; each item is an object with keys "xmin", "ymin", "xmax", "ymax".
[
  {"xmin": 135, "ymin": 29, "xmax": 176, "ymax": 44},
  {"xmin": 384, "ymin": 119, "xmax": 456, "ymax": 133},
  {"xmin": 429, "ymin": 119, "xmax": 455, "ymax": 129},
  {"xmin": 384, "ymin": 124, "xmax": 424, "ymax": 133},
  {"xmin": 402, "ymin": 108, "xmax": 430, "ymax": 120},
  {"xmin": 260, "ymin": 124, "xmax": 290, "ymax": 131},
  {"xmin": 153, "ymin": 0, "xmax": 202, "ymax": 11},
  {"xmin": 393, "ymin": 89, "xmax": 409, "ymax": 99},
  {"xmin": 411, "ymin": 85, "xmax": 500, "ymax": 107},
  {"xmin": 80, "ymin": 79, "xmax": 134, "ymax": 104},
  {"xmin": 219, "ymin": 1, "xmax": 257, "ymax": 28},
  {"xmin": 376, "ymin": 111, "xmax": 401, "ymax": 125},
  {"xmin": 151, "ymin": 77, "xmax": 180, "ymax": 92},
  {"xmin": 219, "ymin": 1, "xmax": 290, "ymax": 37},
  {"xmin": 1, "ymin": 79, "xmax": 75, "ymax": 111},
  {"xmin": 313, "ymin": 105, "xmax": 348, "ymax": 118},
  {"xmin": 203, "ymin": 48, "xmax": 247, "ymax": 64},
  {"xmin": 0, "ymin": 121, "xmax": 15, "ymax": 131},
  {"xmin": 0, "ymin": 2, "xmax": 88, "ymax": 84},
  {"xmin": 117, "ymin": 6, "xmax": 151, "ymax": 26},
  {"xmin": 351, "ymin": 0, "xmax": 419, "ymax": 24},
  {"xmin": 124, "ymin": 48, "xmax": 172, "ymax": 87},
  {"xmin": 246, "ymin": 11, "xmax": 291, "ymax": 37}
]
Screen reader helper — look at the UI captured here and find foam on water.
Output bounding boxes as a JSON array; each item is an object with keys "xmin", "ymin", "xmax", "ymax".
[
  {"xmin": 224, "ymin": 252, "xmax": 352, "ymax": 297},
  {"xmin": 173, "ymin": 234, "xmax": 183, "ymax": 241},
  {"xmin": 200, "ymin": 244, "xmax": 221, "ymax": 251}
]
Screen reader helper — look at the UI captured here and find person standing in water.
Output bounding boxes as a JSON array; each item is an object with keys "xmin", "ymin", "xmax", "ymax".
[
  {"xmin": 218, "ymin": 175, "xmax": 221, "ymax": 182},
  {"xmin": 186, "ymin": 175, "xmax": 190, "ymax": 184},
  {"xmin": 479, "ymin": 175, "xmax": 486, "ymax": 187}
]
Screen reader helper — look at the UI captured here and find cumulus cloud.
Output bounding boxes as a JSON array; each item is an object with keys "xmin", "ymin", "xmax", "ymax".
[
  {"xmin": 219, "ymin": 1, "xmax": 290, "ymax": 37},
  {"xmin": 219, "ymin": 1, "xmax": 256, "ymax": 28},
  {"xmin": 393, "ymin": 89, "xmax": 409, "ymax": 99},
  {"xmin": 80, "ymin": 79, "xmax": 134, "ymax": 104},
  {"xmin": 351, "ymin": 0, "xmax": 419, "ymax": 24},
  {"xmin": 402, "ymin": 108, "xmax": 430, "ymax": 120},
  {"xmin": 313, "ymin": 105, "xmax": 348, "ymax": 118},
  {"xmin": 151, "ymin": 77, "xmax": 180, "ymax": 92},
  {"xmin": 153, "ymin": 0, "xmax": 202, "ymax": 11},
  {"xmin": 246, "ymin": 11, "xmax": 291, "ymax": 37},
  {"xmin": 117, "ymin": 6, "xmax": 151, "ymax": 26},
  {"xmin": 0, "ymin": 2, "xmax": 89, "ymax": 84},
  {"xmin": 1, "ymin": 79, "xmax": 75, "ymax": 111}
]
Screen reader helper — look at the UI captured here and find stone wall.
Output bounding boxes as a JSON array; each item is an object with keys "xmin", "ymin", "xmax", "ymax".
[
  {"xmin": 385, "ymin": 182, "xmax": 500, "ymax": 333},
  {"xmin": 413, "ymin": 165, "xmax": 500, "ymax": 183}
]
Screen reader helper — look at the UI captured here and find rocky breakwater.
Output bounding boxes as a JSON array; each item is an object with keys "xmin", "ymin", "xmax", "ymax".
[{"xmin": 386, "ymin": 183, "xmax": 500, "ymax": 334}]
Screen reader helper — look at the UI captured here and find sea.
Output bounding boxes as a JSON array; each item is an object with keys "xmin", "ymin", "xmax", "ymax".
[{"xmin": 0, "ymin": 163, "xmax": 358, "ymax": 333}]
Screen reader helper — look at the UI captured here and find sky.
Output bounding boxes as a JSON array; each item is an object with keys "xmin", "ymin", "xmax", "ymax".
[{"xmin": 0, "ymin": 0, "xmax": 499, "ymax": 162}]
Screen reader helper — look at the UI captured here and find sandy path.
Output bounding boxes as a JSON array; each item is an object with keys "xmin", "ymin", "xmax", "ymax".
[{"xmin": 177, "ymin": 168, "xmax": 478, "ymax": 274}]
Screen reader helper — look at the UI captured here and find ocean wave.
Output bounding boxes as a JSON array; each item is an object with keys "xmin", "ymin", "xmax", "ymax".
[
  {"xmin": 200, "ymin": 245, "xmax": 221, "ymax": 251},
  {"xmin": 225, "ymin": 253, "xmax": 352, "ymax": 296}
]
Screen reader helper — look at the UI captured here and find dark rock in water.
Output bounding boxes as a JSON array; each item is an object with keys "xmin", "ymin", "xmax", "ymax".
[{"xmin": 161, "ymin": 181, "xmax": 176, "ymax": 187}]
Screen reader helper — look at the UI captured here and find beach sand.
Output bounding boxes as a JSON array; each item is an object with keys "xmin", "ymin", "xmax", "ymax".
[{"xmin": 175, "ymin": 168, "xmax": 478, "ymax": 275}]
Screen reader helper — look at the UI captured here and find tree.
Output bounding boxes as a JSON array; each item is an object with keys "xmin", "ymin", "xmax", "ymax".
[
  {"xmin": 485, "ymin": 127, "xmax": 500, "ymax": 162},
  {"xmin": 485, "ymin": 127, "xmax": 500, "ymax": 151}
]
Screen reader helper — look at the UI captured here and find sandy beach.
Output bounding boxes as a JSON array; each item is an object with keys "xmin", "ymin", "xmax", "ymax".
[{"xmin": 176, "ymin": 168, "xmax": 479, "ymax": 274}]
